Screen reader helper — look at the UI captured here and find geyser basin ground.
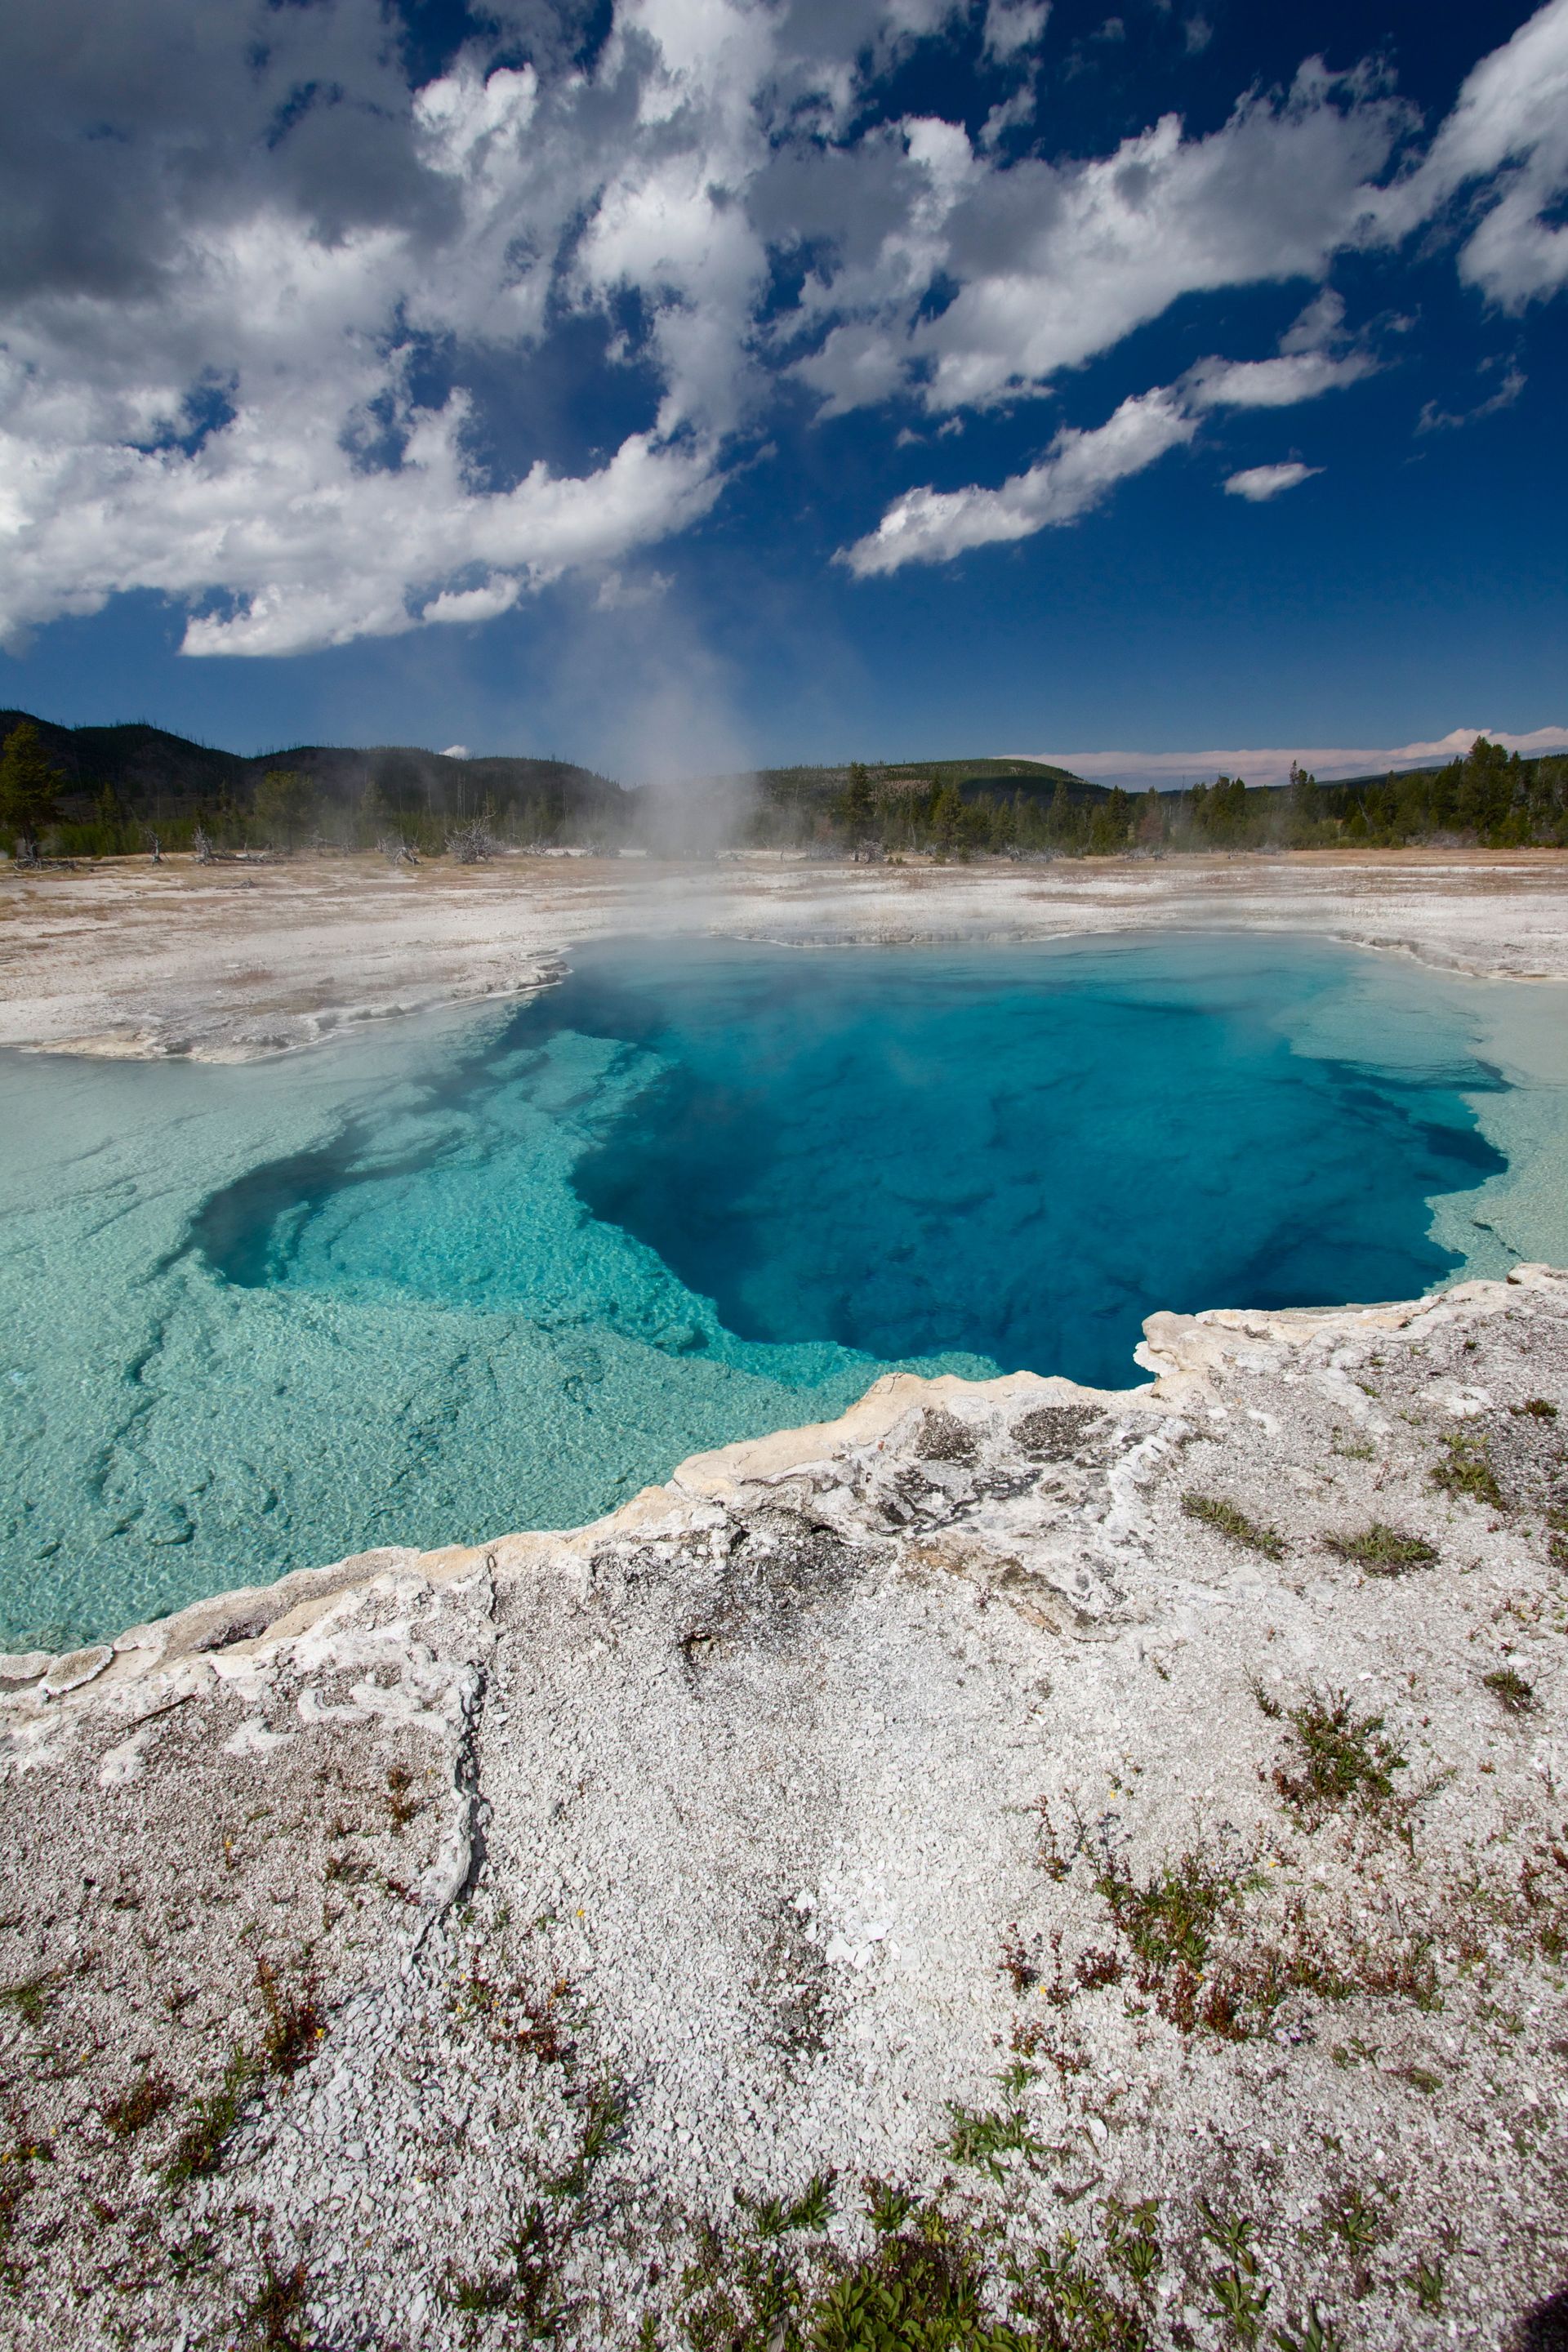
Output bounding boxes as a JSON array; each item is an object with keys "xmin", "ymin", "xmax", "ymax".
[{"xmin": 2, "ymin": 932, "xmax": 1564, "ymax": 1650}]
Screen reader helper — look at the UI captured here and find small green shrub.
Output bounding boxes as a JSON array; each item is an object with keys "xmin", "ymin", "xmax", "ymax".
[
  {"xmin": 1482, "ymin": 1667, "xmax": 1536, "ymax": 1714},
  {"xmin": 1095, "ymin": 1848, "xmax": 1261, "ymax": 1977},
  {"xmin": 238, "ymin": 2254, "xmax": 310, "ymax": 2351},
  {"xmin": 1272, "ymin": 1695, "xmax": 1405, "ymax": 1827},
  {"xmin": 165, "ymin": 2051, "xmax": 256, "ymax": 2185},
  {"xmin": 0, "ymin": 1977, "xmax": 51, "ymax": 2029},
  {"xmin": 1275, "ymin": 2306, "xmax": 1343, "ymax": 2351},
  {"xmin": 1405, "ymin": 2256, "xmax": 1445, "ymax": 2313},
  {"xmin": 546, "ymin": 2079, "xmax": 627, "ymax": 2200},
  {"xmin": 1325, "ymin": 1524, "xmax": 1437, "ymax": 1575},
  {"xmin": 741, "ymin": 2176, "xmax": 836, "ymax": 2238},
  {"xmin": 1431, "ymin": 1433, "xmax": 1503, "ymax": 1508},
  {"xmin": 1182, "ymin": 1493, "xmax": 1285, "ymax": 1560},
  {"xmin": 441, "ymin": 2267, "xmax": 514, "ymax": 2313},
  {"xmin": 167, "ymin": 1962, "xmax": 325, "ymax": 2185},
  {"xmin": 944, "ymin": 2099, "xmax": 1044, "ymax": 2182}
]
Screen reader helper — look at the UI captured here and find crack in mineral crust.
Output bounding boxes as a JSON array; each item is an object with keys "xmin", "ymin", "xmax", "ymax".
[{"xmin": 2, "ymin": 1267, "xmax": 1567, "ymax": 2345}]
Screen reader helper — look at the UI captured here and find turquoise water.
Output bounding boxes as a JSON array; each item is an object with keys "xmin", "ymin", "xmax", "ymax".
[{"xmin": 0, "ymin": 932, "xmax": 1548, "ymax": 1650}]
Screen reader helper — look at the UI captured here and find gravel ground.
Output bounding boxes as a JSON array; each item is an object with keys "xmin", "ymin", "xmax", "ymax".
[{"xmin": 2, "ymin": 1267, "xmax": 1567, "ymax": 2348}]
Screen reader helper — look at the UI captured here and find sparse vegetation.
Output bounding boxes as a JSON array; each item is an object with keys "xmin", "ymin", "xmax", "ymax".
[
  {"xmin": 1274, "ymin": 2306, "xmax": 1343, "ymax": 2352},
  {"xmin": 1182, "ymin": 1493, "xmax": 1285, "ymax": 1559},
  {"xmin": 1483, "ymin": 1666, "xmax": 1537, "ymax": 1713},
  {"xmin": 238, "ymin": 2252, "xmax": 311, "ymax": 2351},
  {"xmin": 1000, "ymin": 1925, "xmax": 1038, "ymax": 1993},
  {"xmin": 1325, "ymin": 1523, "xmax": 1438, "ymax": 1575},
  {"xmin": 441, "ymin": 2263, "xmax": 514, "ymax": 2313},
  {"xmin": 1272, "ymin": 1694, "xmax": 1406, "ymax": 1827},
  {"xmin": 1095, "ymin": 1847, "xmax": 1262, "ymax": 1978},
  {"xmin": 165, "ymin": 2048, "xmax": 256, "ymax": 2186},
  {"xmin": 737, "ymin": 2175, "xmax": 835, "ymax": 2238},
  {"xmin": 0, "ymin": 1976, "xmax": 51, "ymax": 2029},
  {"xmin": 1321, "ymin": 2184, "xmax": 1387, "ymax": 2261},
  {"xmin": 1248, "ymin": 1673, "xmax": 1283, "ymax": 1719},
  {"xmin": 101, "ymin": 2072, "xmax": 174, "ymax": 2139},
  {"xmin": 1097, "ymin": 2198, "xmax": 1160, "ymax": 2302},
  {"xmin": 1198, "ymin": 2203, "xmax": 1270, "ymax": 2345},
  {"xmin": 1431, "ymin": 1432, "xmax": 1503, "ymax": 1508},
  {"xmin": 675, "ymin": 2179, "xmax": 1156, "ymax": 2352},
  {"xmin": 1405, "ymin": 2255, "xmax": 1445, "ymax": 2313},
  {"xmin": 256, "ymin": 1958, "xmax": 324, "ymax": 2077},
  {"xmin": 385, "ymin": 1763, "xmax": 424, "ymax": 1828},
  {"xmin": 945, "ymin": 2078, "xmax": 1045, "ymax": 2181},
  {"xmin": 166, "ymin": 1961, "xmax": 324, "ymax": 2185},
  {"xmin": 545, "ymin": 2078, "xmax": 628, "ymax": 2201}
]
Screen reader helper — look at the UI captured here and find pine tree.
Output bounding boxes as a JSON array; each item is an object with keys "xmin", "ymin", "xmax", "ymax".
[
  {"xmin": 835, "ymin": 761, "xmax": 875, "ymax": 850},
  {"xmin": 0, "ymin": 721, "xmax": 63, "ymax": 855}
]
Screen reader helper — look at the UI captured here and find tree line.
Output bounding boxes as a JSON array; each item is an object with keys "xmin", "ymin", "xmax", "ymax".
[
  {"xmin": 4, "ymin": 715, "xmax": 1565, "ymax": 863},
  {"xmin": 788, "ymin": 737, "xmax": 1568, "ymax": 859}
]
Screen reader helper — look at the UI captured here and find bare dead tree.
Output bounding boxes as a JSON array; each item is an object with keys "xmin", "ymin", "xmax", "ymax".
[{"xmin": 445, "ymin": 817, "xmax": 500, "ymax": 863}]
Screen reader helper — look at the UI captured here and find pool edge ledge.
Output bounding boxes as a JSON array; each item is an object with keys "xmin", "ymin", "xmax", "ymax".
[{"xmin": 3, "ymin": 1258, "xmax": 1559, "ymax": 1706}]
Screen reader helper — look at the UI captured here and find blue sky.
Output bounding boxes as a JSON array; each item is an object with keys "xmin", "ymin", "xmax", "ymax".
[{"xmin": 2, "ymin": 0, "xmax": 1566, "ymax": 783}]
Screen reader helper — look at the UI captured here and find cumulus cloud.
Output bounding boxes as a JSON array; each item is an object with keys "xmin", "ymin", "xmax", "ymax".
[
  {"xmin": 1190, "ymin": 351, "xmax": 1373, "ymax": 408},
  {"xmin": 1, "ymin": 0, "xmax": 1566, "ymax": 653},
  {"xmin": 799, "ymin": 65, "xmax": 1410, "ymax": 418},
  {"xmin": 0, "ymin": 0, "xmax": 762, "ymax": 654},
  {"xmin": 1224, "ymin": 461, "xmax": 1321, "ymax": 501}
]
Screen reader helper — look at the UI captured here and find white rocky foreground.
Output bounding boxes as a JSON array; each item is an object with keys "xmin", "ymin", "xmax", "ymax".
[{"xmin": 2, "ymin": 1270, "xmax": 1567, "ymax": 2350}]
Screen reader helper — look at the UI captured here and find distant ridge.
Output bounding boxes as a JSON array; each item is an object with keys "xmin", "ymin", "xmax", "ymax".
[{"xmin": 0, "ymin": 710, "xmax": 626, "ymax": 829}]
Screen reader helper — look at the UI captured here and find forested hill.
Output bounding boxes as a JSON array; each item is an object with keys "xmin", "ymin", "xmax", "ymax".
[
  {"xmin": 2, "ymin": 712, "xmax": 1565, "ymax": 859},
  {"xmin": 0, "ymin": 710, "xmax": 626, "ymax": 853}
]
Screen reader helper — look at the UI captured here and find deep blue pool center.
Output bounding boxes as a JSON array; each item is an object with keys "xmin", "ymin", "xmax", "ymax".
[{"xmin": 199, "ymin": 931, "xmax": 1503, "ymax": 1382}]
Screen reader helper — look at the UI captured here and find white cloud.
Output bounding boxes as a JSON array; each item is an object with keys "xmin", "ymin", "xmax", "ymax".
[
  {"xmin": 983, "ymin": 0, "xmax": 1049, "ymax": 60},
  {"xmin": 1371, "ymin": 0, "xmax": 1568, "ymax": 306},
  {"xmin": 841, "ymin": 291, "xmax": 1354, "ymax": 572},
  {"xmin": 421, "ymin": 578, "xmax": 526, "ymax": 627},
  {"xmin": 0, "ymin": 0, "xmax": 1566, "ymax": 653},
  {"xmin": 1009, "ymin": 728, "xmax": 1568, "ymax": 791},
  {"xmin": 1189, "ymin": 351, "xmax": 1372, "ymax": 408},
  {"xmin": 840, "ymin": 386, "xmax": 1194, "ymax": 574},
  {"xmin": 0, "ymin": 0, "xmax": 764, "ymax": 655},
  {"xmin": 1417, "ymin": 363, "xmax": 1525, "ymax": 432},
  {"xmin": 1224, "ymin": 461, "xmax": 1321, "ymax": 501},
  {"xmin": 800, "ymin": 66, "xmax": 1410, "ymax": 418}
]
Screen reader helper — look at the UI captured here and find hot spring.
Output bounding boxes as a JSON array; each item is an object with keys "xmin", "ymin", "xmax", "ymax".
[{"xmin": 2, "ymin": 931, "xmax": 1563, "ymax": 1650}]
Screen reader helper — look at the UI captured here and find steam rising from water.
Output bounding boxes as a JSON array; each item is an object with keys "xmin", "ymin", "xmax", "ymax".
[{"xmin": 539, "ymin": 573, "xmax": 761, "ymax": 854}]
